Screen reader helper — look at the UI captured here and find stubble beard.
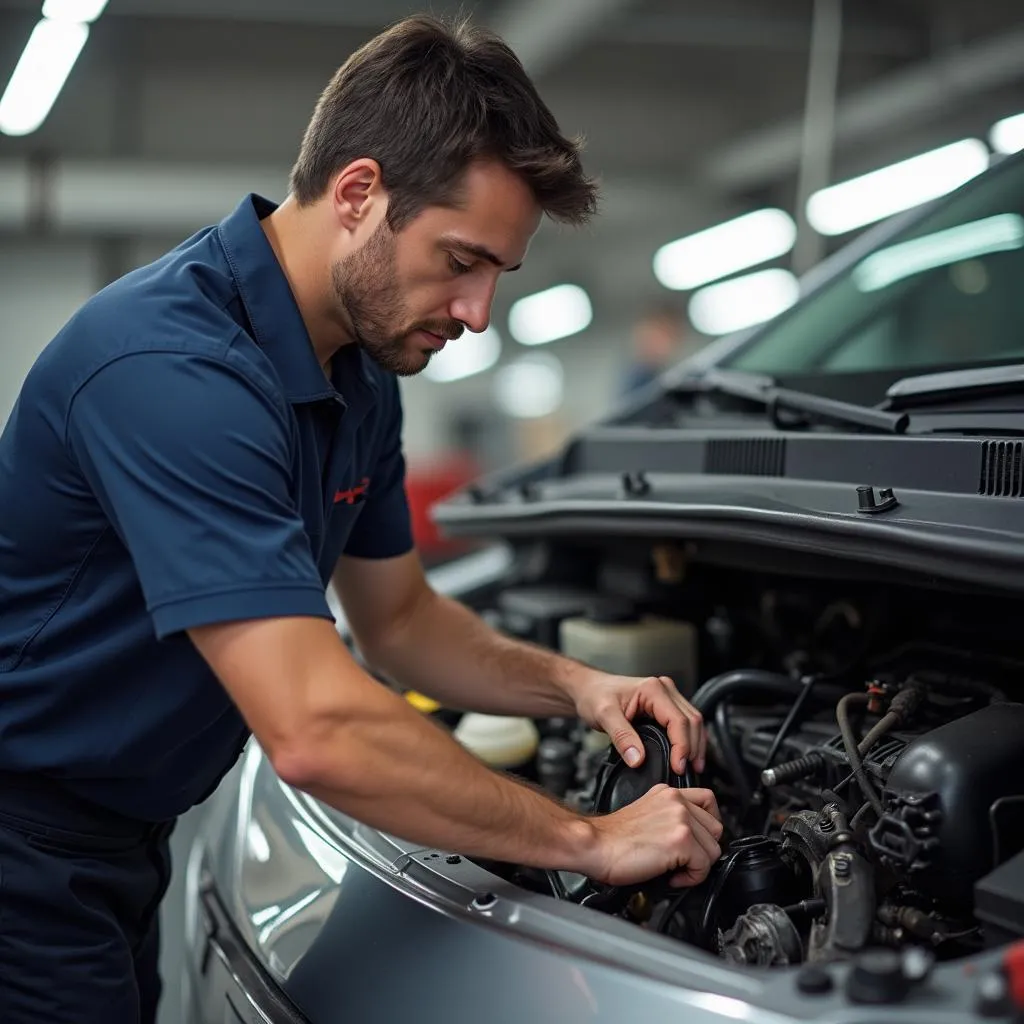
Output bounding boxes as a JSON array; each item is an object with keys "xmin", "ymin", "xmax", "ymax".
[{"xmin": 331, "ymin": 220, "xmax": 459, "ymax": 377}]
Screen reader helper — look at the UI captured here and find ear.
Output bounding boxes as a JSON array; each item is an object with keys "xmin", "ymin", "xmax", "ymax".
[{"xmin": 331, "ymin": 159, "xmax": 385, "ymax": 230}]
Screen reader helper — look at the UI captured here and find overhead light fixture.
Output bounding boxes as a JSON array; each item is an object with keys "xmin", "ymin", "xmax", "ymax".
[
  {"xmin": 0, "ymin": 19, "xmax": 89, "ymax": 137},
  {"xmin": 653, "ymin": 208, "xmax": 797, "ymax": 291},
  {"xmin": 41, "ymin": 0, "xmax": 109, "ymax": 22},
  {"xmin": 422, "ymin": 326, "xmax": 501, "ymax": 383},
  {"xmin": 853, "ymin": 213, "xmax": 1024, "ymax": 293},
  {"xmin": 508, "ymin": 284, "xmax": 592, "ymax": 346},
  {"xmin": 990, "ymin": 112, "xmax": 1024, "ymax": 156},
  {"xmin": 806, "ymin": 139, "xmax": 990, "ymax": 237},
  {"xmin": 688, "ymin": 268, "xmax": 799, "ymax": 336},
  {"xmin": 494, "ymin": 353, "xmax": 565, "ymax": 418}
]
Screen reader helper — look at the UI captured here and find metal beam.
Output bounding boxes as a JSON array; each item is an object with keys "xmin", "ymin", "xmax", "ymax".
[
  {"xmin": 703, "ymin": 24, "xmax": 1024, "ymax": 191},
  {"xmin": 0, "ymin": 158, "xmax": 708, "ymax": 236},
  {"xmin": 488, "ymin": 0, "xmax": 641, "ymax": 77},
  {"xmin": 0, "ymin": 0, "xmax": 421, "ymax": 28},
  {"xmin": 607, "ymin": 12, "xmax": 917, "ymax": 56},
  {"xmin": 791, "ymin": 0, "xmax": 843, "ymax": 274}
]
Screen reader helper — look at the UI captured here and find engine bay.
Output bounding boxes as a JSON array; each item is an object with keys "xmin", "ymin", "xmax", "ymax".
[{"xmin": 457, "ymin": 541, "xmax": 1024, "ymax": 972}]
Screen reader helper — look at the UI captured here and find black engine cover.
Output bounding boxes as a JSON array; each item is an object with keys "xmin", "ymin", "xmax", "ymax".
[{"xmin": 872, "ymin": 701, "xmax": 1024, "ymax": 912}]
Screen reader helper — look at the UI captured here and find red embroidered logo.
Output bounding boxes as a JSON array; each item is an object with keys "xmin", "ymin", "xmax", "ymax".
[{"xmin": 334, "ymin": 477, "xmax": 370, "ymax": 505}]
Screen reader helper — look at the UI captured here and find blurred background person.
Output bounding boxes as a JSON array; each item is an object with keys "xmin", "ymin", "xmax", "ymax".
[{"xmin": 621, "ymin": 303, "xmax": 698, "ymax": 397}]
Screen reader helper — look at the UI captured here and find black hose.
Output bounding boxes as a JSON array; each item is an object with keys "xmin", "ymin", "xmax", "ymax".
[
  {"xmin": 689, "ymin": 671, "xmax": 803, "ymax": 791},
  {"xmin": 691, "ymin": 670, "xmax": 806, "ymax": 715},
  {"xmin": 858, "ymin": 711, "xmax": 898, "ymax": 757},
  {"xmin": 836, "ymin": 693, "xmax": 885, "ymax": 818},
  {"xmin": 714, "ymin": 701, "xmax": 753, "ymax": 808}
]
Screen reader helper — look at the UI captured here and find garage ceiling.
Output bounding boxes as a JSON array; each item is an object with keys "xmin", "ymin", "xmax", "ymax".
[{"xmin": 0, "ymin": 0, "xmax": 1022, "ymax": 328}]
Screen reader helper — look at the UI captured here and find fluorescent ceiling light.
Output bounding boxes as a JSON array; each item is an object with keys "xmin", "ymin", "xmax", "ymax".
[
  {"xmin": 990, "ymin": 112, "xmax": 1024, "ymax": 155},
  {"xmin": 494, "ymin": 353, "xmax": 564, "ymax": 418},
  {"xmin": 0, "ymin": 19, "xmax": 89, "ymax": 137},
  {"xmin": 653, "ymin": 208, "xmax": 797, "ymax": 291},
  {"xmin": 853, "ymin": 214, "xmax": 1024, "ymax": 293},
  {"xmin": 806, "ymin": 139, "xmax": 990, "ymax": 237},
  {"xmin": 42, "ymin": 0, "xmax": 109, "ymax": 23},
  {"xmin": 688, "ymin": 268, "xmax": 799, "ymax": 336},
  {"xmin": 508, "ymin": 284, "xmax": 592, "ymax": 346},
  {"xmin": 422, "ymin": 325, "xmax": 501, "ymax": 383}
]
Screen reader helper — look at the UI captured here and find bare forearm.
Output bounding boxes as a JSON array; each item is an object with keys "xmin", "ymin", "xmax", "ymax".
[
  {"xmin": 301, "ymin": 682, "xmax": 595, "ymax": 870},
  {"xmin": 362, "ymin": 592, "xmax": 587, "ymax": 717}
]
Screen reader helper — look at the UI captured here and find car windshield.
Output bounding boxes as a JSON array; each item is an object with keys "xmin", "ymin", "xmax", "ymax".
[{"xmin": 723, "ymin": 154, "xmax": 1024, "ymax": 392}]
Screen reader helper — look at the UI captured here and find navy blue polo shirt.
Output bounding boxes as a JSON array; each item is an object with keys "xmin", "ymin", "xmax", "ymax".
[{"xmin": 0, "ymin": 194, "xmax": 414, "ymax": 821}]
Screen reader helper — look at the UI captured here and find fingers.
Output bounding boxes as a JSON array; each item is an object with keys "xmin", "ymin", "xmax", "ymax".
[
  {"xmin": 684, "ymin": 804, "xmax": 724, "ymax": 863},
  {"xmin": 600, "ymin": 705, "xmax": 645, "ymax": 768},
  {"xmin": 680, "ymin": 797, "xmax": 722, "ymax": 864},
  {"xmin": 674, "ymin": 819, "xmax": 717, "ymax": 885},
  {"xmin": 592, "ymin": 784, "xmax": 724, "ymax": 888},
  {"xmin": 654, "ymin": 788, "xmax": 722, "ymax": 887},
  {"xmin": 634, "ymin": 680, "xmax": 689, "ymax": 773},
  {"xmin": 637, "ymin": 677, "xmax": 705, "ymax": 775},
  {"xmin": 666, "ymin": 790, "xmax": 722, "ymax": 887},
  {"xmin": 659, "ymin": 677, "xmax": 707, "ymax": 774},
  {"xmin": 682, "ymin": 787, "xmax": 722, "ymax": 826}
]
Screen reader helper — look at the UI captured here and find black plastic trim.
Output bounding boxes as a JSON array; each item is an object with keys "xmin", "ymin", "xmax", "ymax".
[
  {"xmin": 980, "ymin": 441, "xmax": 1024, "ymax": 497},
  {"xmin": 199, "ymin": 879, "xmax": 310, "ymax": 1024}
]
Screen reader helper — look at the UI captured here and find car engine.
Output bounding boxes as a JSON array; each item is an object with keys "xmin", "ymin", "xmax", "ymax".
[{"xmin": 462, "ymin": 554, "xmax": 1024, "ymax": 970}]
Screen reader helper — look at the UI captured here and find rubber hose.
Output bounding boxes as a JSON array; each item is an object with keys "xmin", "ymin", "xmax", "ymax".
[
  {"xmin": 690, "ymin": 671, "xmax": 811, "ymax": 790},
  {"xmin": 857, "ymin": 710, "xmax": 898, "ymax": 757},
  {"xmin": 714, "ymin": 700, "xmax": 753, "ymax": 808},
  {"xmin": 691, "ymin": 670, "xmax": 805, "ymax": 715},
  {"xmin": 836, "ymin": 693, "xmax": 885, "ymax": 818}
]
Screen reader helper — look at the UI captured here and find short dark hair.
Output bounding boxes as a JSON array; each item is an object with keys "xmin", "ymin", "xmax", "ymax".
[{"xmin": 289, "ymin": 14, "xmax": 599, "ymax": 230}]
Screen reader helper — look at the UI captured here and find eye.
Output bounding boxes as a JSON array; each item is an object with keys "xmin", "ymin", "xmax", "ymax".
[{"xmin": 447, "ymin": 253, "xmax": 472, "ymax": 275}]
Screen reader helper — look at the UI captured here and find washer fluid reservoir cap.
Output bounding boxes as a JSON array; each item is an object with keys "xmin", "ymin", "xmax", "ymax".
[{"xmin": 454, "ymin": 714, "xmax": 540, "ymax": 770}]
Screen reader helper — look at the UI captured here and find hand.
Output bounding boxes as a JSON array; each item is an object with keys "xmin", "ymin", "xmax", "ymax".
[
  {"xmin": 571, "ymin": 672, "xmax": 707, "ymax": 775},
  {"xmin": 584, "ymin": 785, "xmax": 723, "ymax": 887}
]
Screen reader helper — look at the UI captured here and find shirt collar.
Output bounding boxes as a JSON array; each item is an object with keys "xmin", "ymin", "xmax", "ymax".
[{"xmin": 217, "ymin": 193, "xmax": 381, "ymax": 406}]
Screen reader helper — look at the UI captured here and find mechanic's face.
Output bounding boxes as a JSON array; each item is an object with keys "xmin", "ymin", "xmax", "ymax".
[{"xmin": 332, "ymin": 160, "xmax": 540, "ymax": 376}]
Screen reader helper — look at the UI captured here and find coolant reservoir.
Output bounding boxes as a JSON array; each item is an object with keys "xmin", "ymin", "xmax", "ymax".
[
  {"xmin": 454, "ymin": 714, "xmax": 540, "ymax": 770},
  {"xmin": 559, "ymin": 615, "xmax": 698, "ymax": 695}
]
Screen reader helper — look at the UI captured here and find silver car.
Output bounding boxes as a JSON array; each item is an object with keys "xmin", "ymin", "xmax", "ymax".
[{"xmin": 183, "ymin": 149, "xmax": 1024, "ymax": 1023}]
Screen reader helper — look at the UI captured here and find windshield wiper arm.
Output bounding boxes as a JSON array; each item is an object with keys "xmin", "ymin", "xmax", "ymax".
[
  {"xmin": 680, "ymin": 369, "xmax": 910, "ymax": 434},
  {"xmin": 886, "ymin": 363, "xmax": 1024, "ymax": 409}
]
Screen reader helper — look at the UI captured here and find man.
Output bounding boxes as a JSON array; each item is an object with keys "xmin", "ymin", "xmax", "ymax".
[
  {"xmin": 621, "ymin": 302, "xmax": 695, "ymax": 397},
  {"xmin": 0, "ymin": 15, "xmax": 721, "ymax": 1023}
]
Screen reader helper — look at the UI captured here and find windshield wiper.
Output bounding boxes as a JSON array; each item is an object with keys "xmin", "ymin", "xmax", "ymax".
[
  {"xmin": 885, "ymin": 363, "xmax": 1024, "ymax": 409},
  {"xmin": 677, "ymin": 368, "xmax": 910, "ymax": 435}
]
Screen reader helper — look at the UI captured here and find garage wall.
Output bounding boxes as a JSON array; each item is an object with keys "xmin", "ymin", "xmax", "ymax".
[{"xmin": 0, "ymin": 242, "xmax": 101, "ymax": 427}]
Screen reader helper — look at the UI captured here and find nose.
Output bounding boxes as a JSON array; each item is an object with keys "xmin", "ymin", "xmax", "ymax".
[{"xmin": 449, "ymin": 281, "xmax": 496, "ymax": 335}]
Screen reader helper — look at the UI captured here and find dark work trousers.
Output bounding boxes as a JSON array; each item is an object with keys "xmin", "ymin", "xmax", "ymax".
[{"xmin": 0, "ymin": 772, "xmax": 175, "ymax": 1023}]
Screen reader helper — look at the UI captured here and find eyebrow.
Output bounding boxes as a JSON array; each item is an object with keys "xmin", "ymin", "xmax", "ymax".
[{"xmin": 442, "ymin": 235, "xmax": 522, "ymax": 272}]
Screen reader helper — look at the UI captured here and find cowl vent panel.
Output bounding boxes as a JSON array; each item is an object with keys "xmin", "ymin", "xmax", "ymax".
[
  {"xmin": 979, "ymin": 440, "xmax": 1024, "ymax": 497},
  {"xmin": 705, "ymin": 438, "xmax": 787, "ymax": 477}
]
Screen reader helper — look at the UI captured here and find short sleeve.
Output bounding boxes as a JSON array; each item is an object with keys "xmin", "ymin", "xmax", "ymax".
[
  {"xmin": 66, "ymin": 348, "xmax": 332, "ymax": 639},
  {"xmin": 342, "ymin": 378, "xmax": 414, "ymax": 560}
]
